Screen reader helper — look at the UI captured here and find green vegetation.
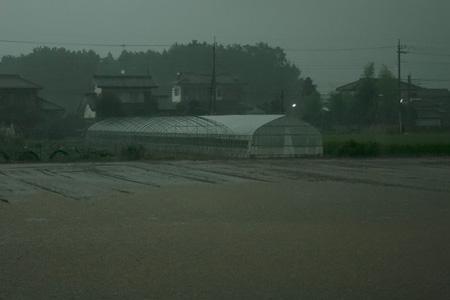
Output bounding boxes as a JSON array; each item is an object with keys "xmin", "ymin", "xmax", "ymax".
[
  {"xmin": 1, "ymin": 134, "xmax": 449, "ymax": 163},
  {"xmin": 327, "ymin": 63, "xmax": 408, "ymax": 131},
  {"xmin": 323, "ymin": 133, "xmax": 450, "ymax": 157},
  {"xmin": 0, "ymin": 42, "xmax": 305, "ymax": 113},
  {"xmin": 121, "ymin": 145, "xmax": 146, "ymax": 160},
  {"xmin": 17, "ymin": 151, "xmax": 40, "ymax": 162},
  {"xmin": 49, "ymin": 149, "xmax": 70, "ymax": 161},
  {"xmin": 259, "ymin": 76, "xmax": 323, "ymax": 126},
  {"xmin": 2, "ymin": 131, "xmax": 450, "ymax": 163},
  {"xmin": 0, "ymin": 135, "xmax": 110, "ymax": 163}
]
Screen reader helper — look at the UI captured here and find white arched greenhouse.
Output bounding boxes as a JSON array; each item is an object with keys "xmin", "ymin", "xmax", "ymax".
[{"xmin": 86, "ymin": 115, "xmax": 323, "ymax": 158}]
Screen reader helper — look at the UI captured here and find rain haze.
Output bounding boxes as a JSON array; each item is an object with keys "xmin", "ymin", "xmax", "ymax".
[
  {"xmin": 2, "ymin": 1, "xmax": 450, "ymax": 299},
  {"xmin": 1, "ymin": 0, "xmax": 450, "ymax": 92}
]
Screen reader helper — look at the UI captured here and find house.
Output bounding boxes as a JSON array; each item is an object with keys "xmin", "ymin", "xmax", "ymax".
[
  {"xmin": 0, "ymin": 74, "xmax": 64, "ymax": 127},
  {"xmin": 79, "ymin": 74, "xmax": 159, "ymax": 119},
  {"xmin": 335, "ymin": 78, "xmax": 450, "ymax": 129},
  {"xmin": 78, "ymin": 92, "xmax": 98, "ymax": 121},
  {"xmin": 335, "ymin": 78, "xmax": 424, "ymax": 99},
  {"xmin": 171, "ymin": 72, "xmax": 247, "ymax": 114},
  {"xmin": 410, "ymin": 89, "xmax": 450, "ymax": 128},
  {"xmin": 39, "ymin": 97, "xmax": 65, "ymax": 119}
]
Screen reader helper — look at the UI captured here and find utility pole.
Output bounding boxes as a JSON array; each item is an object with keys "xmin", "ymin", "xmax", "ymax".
[
  {"xmin": 397, "ymin": 39, "xmax": 407, "ymax": 133},
  {"xmin": 209, "ymin": 37, "xmax": 217, "ymax": 115},
  {"xmin": 407, "ymin": 74, "xmax": 412, "ymax": 131},
  {"xmin": 397, "ymin": 39, "xmax": 408, "ymax": 92},
  {"xmin": 281, "ymin": 89, "xmax": 284, "ymax": 114}
]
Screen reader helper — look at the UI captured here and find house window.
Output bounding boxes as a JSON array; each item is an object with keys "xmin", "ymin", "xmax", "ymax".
[{"xmin": 174, "ymin": 87, "xmax": 180, "ymax": 97}]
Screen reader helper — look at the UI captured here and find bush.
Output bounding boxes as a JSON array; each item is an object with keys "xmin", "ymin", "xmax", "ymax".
[
  {"xmin": 17, "ymin": 151, "xmax": 40, "ymax": 162},
  {"xmin": 49, "ymin": 149, "xmax": 70, "ymax": 161},
  {"xmin": 0, "ymin": 151, "xmax": 10, "ymax": 163},
  {"xmin": 386, "ymin": 144, "xmax": 450, "ymax": 156},
  {"xmin": 92, "ymin": 150, "xmax": 114, "ymax": 158},
  {"xmin": 333, "ymin": 140, "xmax": 380, "ymax": 157},
  {"xmin": 324, "ymin": 138, "xmax": 450, "ymax": 157},
  {"xmin": 121, "ymin": 145, "xmax": 145, "ymax": 160}
]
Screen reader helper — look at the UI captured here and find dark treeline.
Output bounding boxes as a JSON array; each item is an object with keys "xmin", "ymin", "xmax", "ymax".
[
  {"xmin": 328, "ymin": 62, "xmax": 400, "ymax": 129},
  {"xmin": 1, "ymin": 41, "xmax": 405, "ymax": 132},
  {"xmin": 0, "ymin": 41, "xmax": 307, "ymax": 113},
  {"xmin": 0, "ymin": 47, "xmax": 100, "ymax": 111}
]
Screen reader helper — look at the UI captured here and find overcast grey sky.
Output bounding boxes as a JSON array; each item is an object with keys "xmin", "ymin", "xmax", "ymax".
[{"xmin": 1, "ymin": 0, "xmax": 449, "ymax": 93}]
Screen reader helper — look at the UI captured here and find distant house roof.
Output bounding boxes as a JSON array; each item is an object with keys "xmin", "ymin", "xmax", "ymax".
[
  {"xmin": 0, "ymin": 74, "xmax": 43, "ymax": 89},
  {"xmin": 78, "ymin": 92, "xmax": 98, "ymax": 113},
  {"xmin": 335, "ymin": 78, "xmax": 423, "ymax": 92},
  {"xmin": 174, "ymin": 72, "xmax": 246, "ymax": 86},
  {"xmin": 93, "ymin": 75, "xmax": 158, "ymax": 89},
  {"xmin": 416, "ymin": 88, "xmax": 450, "ymax": 99},
  {"xmin": 38, "ymin": 97, "xmax": 65, "ymax": 111}
]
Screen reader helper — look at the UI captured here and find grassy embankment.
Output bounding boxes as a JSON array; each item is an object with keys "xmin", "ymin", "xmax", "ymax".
[
  {"xmin": 0, "ymin": 137, "xmax": 193, "ymax": 163},
  {"xmin": 0, "ymin": 137, "xmax": 114, "ymax": 163},
  {"xmin": 1, "ymin": 133, "xmax": 450, "ymax": 163},
  {"xmin": 322, "ymin": 133, "xmax": 450, "ymax": 157}
]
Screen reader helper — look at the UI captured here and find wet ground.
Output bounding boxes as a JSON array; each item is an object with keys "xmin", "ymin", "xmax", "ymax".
[{"xmin": 1, "ymin": 158, "xmax": 450, "ymax": 299}]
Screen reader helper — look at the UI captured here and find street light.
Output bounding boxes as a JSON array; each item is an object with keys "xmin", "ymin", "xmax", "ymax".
[
  {"xmin": 399, "ymin": 99, "xmax": 406, "ymax": 134},
  {"xmin": 321, "ymin": 106, "xmax": 329, "ymax": 131}
]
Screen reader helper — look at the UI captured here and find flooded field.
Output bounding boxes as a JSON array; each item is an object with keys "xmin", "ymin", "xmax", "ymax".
[{"xmin": 1, "ymin": 158, "xmax": 450, "ymax": 299}]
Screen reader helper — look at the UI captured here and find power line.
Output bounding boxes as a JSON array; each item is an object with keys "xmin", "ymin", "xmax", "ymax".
[
  {"xmin": 408, "ymin": 51, "xmax": 450, "ymax": 58},
  {"xmin": 416, "ymin": 79, "xmax": 450, "ymax": 82},
  {"xmin": 0, "ymin": 38, "xmax": 398, "ymax": 53},
  {"xmin": 404, "ymin": 60, "xmax": 450, "ymax": 66},
  {"xmin": 284, "ymin": 46, "xmax": 395, "ymax": 52},
  {"xmin": 0, "ymin": 39, "xmax": 171, "ymax": 48}
]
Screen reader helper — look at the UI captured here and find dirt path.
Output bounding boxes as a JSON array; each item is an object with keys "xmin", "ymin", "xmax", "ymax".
[{"xmin": 1, "ymin": 158, "xmax": 450, "ymax": 299}]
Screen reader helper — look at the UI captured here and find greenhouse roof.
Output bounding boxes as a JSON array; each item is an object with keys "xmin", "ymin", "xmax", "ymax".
[
  {"xmin": 202, "ymin": 115, "xmax": 284, "ymax": 136},
  {"xmin": 88, "ymin": 116, "xmax": 234, "ymax": 136},
  {"xmin": 88, "ymin": 115, "xmax": 288, "ymax": 137},
  {"xmin": 87, "ymin": 115, "xmax": 321, "ymax": 140}
]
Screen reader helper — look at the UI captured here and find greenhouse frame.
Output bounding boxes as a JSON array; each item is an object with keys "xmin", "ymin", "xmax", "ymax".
[{"xmin": 86, "ymin": 115, "xmax": 323, "ymax": 158}]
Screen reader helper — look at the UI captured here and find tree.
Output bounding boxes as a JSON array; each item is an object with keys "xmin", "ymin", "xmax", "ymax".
[
  {"xmin": 363, "ymin": 61, "xmax": 375, "ymax": 79},
  {"xmin": 0, "ymin": 41, "xmax": 308, "ymax": 115},
  {"xmin": 332, "ymin": 63, "xmax": 399, "ymax": 128},
  {"xmin": 297, "ymin": 77, "xmax": 322, "ymax": 125},
  {"xmin": 258, "ymin": 98, "xmax": 283, "ymax": 114},
  {"xmin": 347, "ymin": 62, "xmax": 378, "ymax": 126},
  {"xmin": 301, "ymin": 77, "xmax": 317, "ymax": 96},
  {"xmin": 377, "ymin": 65, "xmax": 398, "ymax": 124},
  {"xmin": 329, "ymin": 92, "xmax": 348, "ymax": 125},
  {"xmin": 117, "ymin": 41, "xmax": 303, "ymax": 109},
  {"xmin": 0, "ymin": 47, "xmax": 100, "ymax": 111},
  {"xmin": 176, "ymin": 100, "xmax": 206, "ymax": 115}
]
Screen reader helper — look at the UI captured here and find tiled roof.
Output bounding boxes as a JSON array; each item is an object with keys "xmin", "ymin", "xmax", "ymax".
[
  {"xmin": 0, "ymin": 74, "xmax": 42, "ymax": 89},
  {"xmin": 174, "ymin": 73, "xmax": 246, "ymax": 85},
  {"xmin": 93, "ymin": 75, "xmax": 158, "ymax": 89},
  {"xmin": 336, "ymin": 78, "xmax": 423, "ymax": 92},
  {"xmin": 38, "ymin": 97, "xmax": 65, "ymax": 111},
  {"xmin": 417, "ymin": 88, "xmax": 450, "ymax": 99}
]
